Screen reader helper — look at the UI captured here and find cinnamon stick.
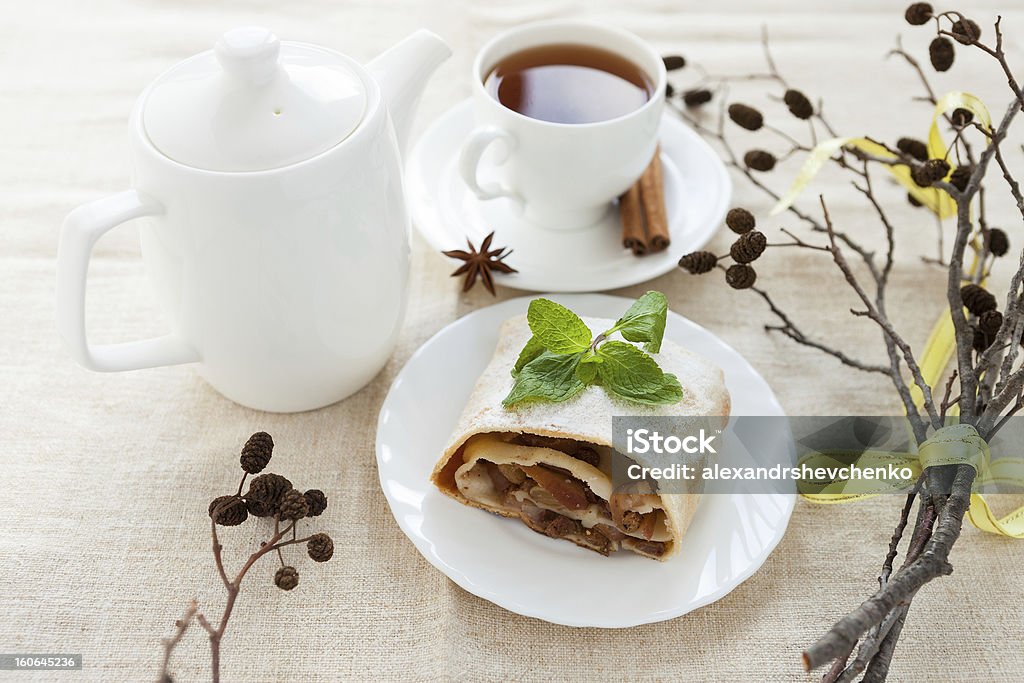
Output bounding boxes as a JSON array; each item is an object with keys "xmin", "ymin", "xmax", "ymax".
[
  {"xmin": 640, "ymin": 149, "xmax": 670, "ymax": 252},
  {"xmin": 619, "ymin": 147, "xmax": 670, "ymax": 256},
  {"xmin": 619, "ymin": 182, "xmax": 647, "ymax": 255}
]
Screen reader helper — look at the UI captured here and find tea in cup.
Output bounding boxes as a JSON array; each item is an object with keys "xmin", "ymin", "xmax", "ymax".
[{"xmin": 459, "ymin": 20, "xmax": 666, "ymax": 229}]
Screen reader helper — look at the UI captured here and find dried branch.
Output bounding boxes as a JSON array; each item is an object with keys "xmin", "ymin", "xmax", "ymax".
[
  {"xmin": 804, "ymin": 464, "xmax": 974, "ymax": 671},
  {"xmin": 954, "ymin": 98, "xmax": 1024, "ymax": 422},
  {"xmin": 197, "ymin": 518, "xmax": 297, "ymax": 682},
  {"xmin": 820, "ymin": 197, "xmax": 942, "ymax": 429},
  {"xmin": 669, "ymin": 12, "xmax": 1022, "ymax": 679},
  {"xmin": 158, "ymin": 435, "xmax": 333, "ymax": 683},
  {"xmin": 939, "ymin": 370, "xmax": 960, "ymax": 419},
  {"xmin": 159, "ymin": 601, "xmax": 198, "ymax": 682},
  {"xmin": 860, "ymin": 604, "xmax": 910, "ymax": 683},
  {"xmin": 751, "ymin": 286, "xmax": 890, "ymax": 374},
  {"xmin": 668, "ymin": 98, "xmax": 882, "ymax": 280}
]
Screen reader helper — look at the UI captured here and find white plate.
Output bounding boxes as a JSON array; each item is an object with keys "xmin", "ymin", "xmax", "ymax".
[
  {"xmin": 376, "ymin": 294, "xmax": 793, "ymax": 628},
  {"xmin": 406, "ymin": 100, "xmax": 731, "ymax": 293}
]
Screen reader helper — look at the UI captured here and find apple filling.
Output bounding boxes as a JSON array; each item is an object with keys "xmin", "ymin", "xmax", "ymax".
[{"xmin": 452, "ymin": 433, "xmax": 671, "ymax": 559}]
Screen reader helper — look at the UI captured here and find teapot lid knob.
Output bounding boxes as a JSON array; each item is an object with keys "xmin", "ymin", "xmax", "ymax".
[{"xmin": 215, "ymin": 26, "xmax": 281, "ymax": 86}]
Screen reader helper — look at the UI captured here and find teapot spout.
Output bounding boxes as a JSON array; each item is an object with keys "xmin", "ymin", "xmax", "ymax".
[{"xmin": 367, "ymin": 30, "xmax": 451, "ymax": 155}]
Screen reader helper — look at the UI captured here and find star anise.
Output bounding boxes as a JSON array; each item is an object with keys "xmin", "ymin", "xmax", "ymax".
[{"xmin": 442, "ymin": 232, "xmax": 517, "ymax": 296}]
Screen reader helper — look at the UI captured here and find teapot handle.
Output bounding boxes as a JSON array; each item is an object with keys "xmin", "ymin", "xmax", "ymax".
[{"xmin": 56, "ymin": 190, "xmax": 200, "ymax": 372}]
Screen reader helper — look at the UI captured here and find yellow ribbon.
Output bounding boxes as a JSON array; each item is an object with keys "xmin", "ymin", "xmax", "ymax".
[
  {"xmin": 914, "ymin": 293, "xmax": 1024, "ymax": 538},
  {"xmin": 799, "ymin": 425, "xmax": 1024, "ymax": 538},
  {"xmin": 799, "ymin": 424, "xmax": 987, "ymax": 500},
  {"xmin": 781, "ymin": 91, "xmax": 1024, "ymax": 537},
  {"xmin": 799, "ymin": 310, "xmax": 1024, "ymax": 537},
  {"xmin": 771, "ymin": 91, "xmax": 992, "ymax": 219}
]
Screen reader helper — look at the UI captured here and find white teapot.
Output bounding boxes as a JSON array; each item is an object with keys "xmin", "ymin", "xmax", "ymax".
[{"xmin": 56, "ymin": 27, "xmax": 450, "ymax": 412}]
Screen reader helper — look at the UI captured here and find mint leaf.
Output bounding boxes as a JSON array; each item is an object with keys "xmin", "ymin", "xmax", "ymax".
[
  {"xmin": 608, "ymin": 291, "xmax": 668, "ymax": 353},
  {"xmin": 527, "ymin": 298, "xmax": 592, "ymax": 355},
  {"xmin": 575, "ymin": 360, "xmax": 598, "ymax": 384},
  {"xmin": 595, "ymin": 341, "xmax": 684, "ymax": 405},
  {"xmin": 512, "ymin": 335, "xmax": 545, "ymax": 376},
  {"xmin": 503, "ymin": 351, "xmax": 586, "ymax": 407},
  {"xmin": 641, "ymin": 373, "xmax": 684, "ymax": 404},
  {"xmin": 575, "ymin": 352, "xmax": 602, "ymax": 384}
]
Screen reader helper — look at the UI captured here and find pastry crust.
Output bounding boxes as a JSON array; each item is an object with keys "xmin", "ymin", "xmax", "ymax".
[{"xmin": 430, "ymin": 315, "xmax": 731, "ymax": 560}]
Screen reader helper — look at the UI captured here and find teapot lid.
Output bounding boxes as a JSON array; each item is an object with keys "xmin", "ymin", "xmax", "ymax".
[{"xmin": 142, "ymin": 27, "xmax": 367, "ymax": 172}]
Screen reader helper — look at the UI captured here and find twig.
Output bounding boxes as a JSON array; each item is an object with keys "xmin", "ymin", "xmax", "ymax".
[
  {"xmin": 751, "ymin": 286, "xmax": 889, "ymax": 374},
  {"xmin": 759, "ymin": 25, "xmax": 789, "ymax": 89},
  {"xmin": 668, "ymin": 98, "xmax": 882, "ymax": 280},
  {"xmin": 803, "ymin": 465, "xmax": 974, "ymax": 671},
  {"xmin": 954, "ymin": 99, "xmax": 1024, "ymax": 421},
  {"xmin": 820, "ymin": 197, "xmax": 942, "ymax": 429},
  {"xmin": 860, "ymin": 604, "xmax": 910, "ymax": 683},
  {"xmin": 159, "ymin": 601, "xmax": 198, "ymax": 682},
  {"xmin": 939, "ymin": 371, "xmax": 960, "ymax": 420},
  {"xmin": 826, "ymin": 483, "xmax": 922, "ymax": 683},
  {"xmin": 989, "ymin": 386, "xmax": 1024, "ymax": 438},
  {"xmin": 211, "ymin": 513, "xmax": 230, "ymax": 590}
]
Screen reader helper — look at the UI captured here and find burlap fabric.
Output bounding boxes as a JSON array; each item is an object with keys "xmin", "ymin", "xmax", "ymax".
[{"xmin": 3, "ymin": 0, "xmax": 1022, "ymax": 680}]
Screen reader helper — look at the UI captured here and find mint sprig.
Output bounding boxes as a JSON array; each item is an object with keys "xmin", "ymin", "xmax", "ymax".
[{"xmin": 502, "ymin": 292, "xmax": 683, "ymax": 407}]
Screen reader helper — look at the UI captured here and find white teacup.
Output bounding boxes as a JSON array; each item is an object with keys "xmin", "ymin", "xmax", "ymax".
[{"xmin": 458, "ymin": 20, "xmax": 666, "ymax": 230}]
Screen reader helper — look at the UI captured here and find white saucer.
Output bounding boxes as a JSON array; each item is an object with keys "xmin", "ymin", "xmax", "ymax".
[
  {"xmin": 376, "ymin": 294, "xmax": 793, "ymax": 627},
  {"xmin": 406, "ymin": 100, "xmax": 732, "ymax": 293}
]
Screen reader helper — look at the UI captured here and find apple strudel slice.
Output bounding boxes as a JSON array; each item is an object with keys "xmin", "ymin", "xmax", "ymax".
[{"xmin": 430, "ymin": 315, "xmax": 730, "ymax": 561}]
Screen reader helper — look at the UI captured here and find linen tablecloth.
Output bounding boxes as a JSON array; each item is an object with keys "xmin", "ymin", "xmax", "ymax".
[{"xmin": 3, "ymin": 0, "xmax": 1023, "ymax": 680}]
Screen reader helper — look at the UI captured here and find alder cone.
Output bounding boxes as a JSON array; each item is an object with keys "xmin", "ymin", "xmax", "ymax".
[
  {"xmin": 683, "ymin": 88, "xmax": 712, "ymax": 107},
  {"xmin": 274, "ymin": 566, "xmax": 299, "ymax": 591},
  {"xmin": 783, "ymin": 89, "xmax": 814, "ymax": 119},
  {"xmin": 303, "ymin": 489, "xmax": 328, "ymax": 517},
  {"xmin": 278, "ymin": 489, "xmax": 310, "ymax": 521},
  {"xmin": 979, "ymin": 310, "xmax": 1003, "ymax": 336},
  {"xmin": 951, "ymin": 107, "xmax": 974, "ymax": 128},
  {"xmin": 950, "ymin": 18, "xmax": 981, "ymax": 45},
  {"xmin": 662, "ymin": 54, "xmax": 686, "ymax": 71},
  {"xmin": 973, "ymin": 324, "xmax": 992, "ymax": 352},
  {"xmin": 247, "ymin": 473, "xmax": 292, "ymax": 510},
  {"xmin": 896, "ymin": 137, "xmax": 928, "ymax": 162},
  {"xmin": 245, "ymin": 496, "xmax": 275, "ymax": 518},
  {"xmin": 911, "ymin": 159, "xmax": 950, "ymax": 187},
  {"xmin": 307, "ymin": 533, "xmax": 335, "ymax": 563},
  {"xmin": 726, "ymin": 208, "xmax": 756, "ymax": 234},
  {"xmin": 239, "ymin": 431, "xmax": 273, "ymax": 474},
  {"xmin": 904, "ymin": 2, "xmax": 933, "ymax": 25},
  {"xmin": 730, "ymin": 231, "xmax": 767, "ymax": 264},
  {"xmin": 961, "ymin": 284, "xmax": 997, "ymax": 315},
  {"xmin": 949, "ymin": 166, "xmax": 972, "ymax": 192},
  {"xmin": 208, "ymin": 496, "xmax": 248, "ymax": 526},
  {"xmin": 728, "ymin": 103, "xmax": 764, "ymax": 131},
  {"xmin": 929, "ymin": 37, "xmax": 955, "ymax": 71},
  {"xmin": 726, "ymin": 264, "xmax": 757, "ymax": 289},
  {"xmin": 678, "ymin": 251, "xmax": 717, "ymax": 274},
  {"xmin": 744, "ymin": 150, "xmax": 776, "ymax": 172},
  {"xmin": 987, "ymin": 228, "xmax": 1009, "ymax": 257}
]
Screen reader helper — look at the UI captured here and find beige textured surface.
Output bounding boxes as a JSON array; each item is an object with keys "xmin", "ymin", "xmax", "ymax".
[{"xmin": 3, "ymin": 0, "xmax": 1024, "ymax": 681}]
